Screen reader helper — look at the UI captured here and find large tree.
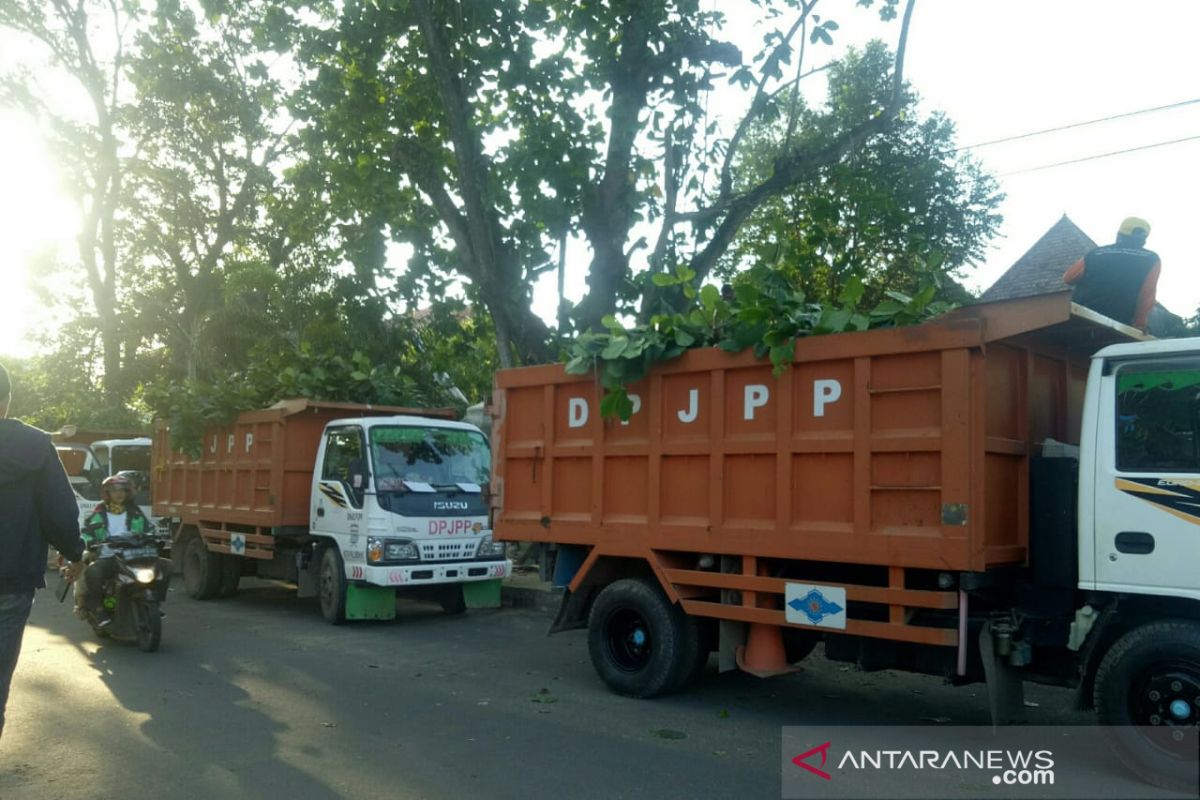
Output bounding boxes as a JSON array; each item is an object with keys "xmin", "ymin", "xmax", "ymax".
[
  {"xmin": 290, "ymin": 0, "xmax": 916, "ymax": 366},
  {"xmin": 0, "ymin": 0, "xmax": 137, "ymax": 400},
  {"xmin": 718, "ymin": 42, "xmax": 1003, "ymax": 306}
]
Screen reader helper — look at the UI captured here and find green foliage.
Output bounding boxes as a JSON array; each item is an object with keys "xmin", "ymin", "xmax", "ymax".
[
  {"xmin": 566, "ymin": 264, "xmax": 953, "ymax": 419},
  {"xmin": 2, "ymin": 347, "xmax": 144, "ymax": 433},
  {"xmin": 718, "ymin": 42, "xmax": 1003, "ymax": 307},
  {"xmin": 145, "ymin": 344, "xmax": 459, "ymax": 457}
]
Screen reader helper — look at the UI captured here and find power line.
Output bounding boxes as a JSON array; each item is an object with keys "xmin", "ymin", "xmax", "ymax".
[
  {"xmin": 954, "ymin": 97, "xmax": 1200, "ymax": 152},
  {"xmin": 1000, "ymin": 133, "xmax": 1200, "ymax": 176}
]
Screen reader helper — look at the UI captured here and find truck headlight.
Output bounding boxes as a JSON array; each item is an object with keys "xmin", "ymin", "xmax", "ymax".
[
  {"xmin": 385, "ymin": 541, "xmax": 419, "ymax": 561},
  {"xmin": 475, "ymin": 535, "xmax": 505, "ymax": 558},
  {"xmin": 368, "ymin": 537, "xmax": 418, "ymax": 562}
]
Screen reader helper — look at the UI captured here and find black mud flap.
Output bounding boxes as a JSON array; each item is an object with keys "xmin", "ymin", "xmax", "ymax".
[
  {"xmin": 980, "ymin": 623, "xmax": 1026, "ymax": 725},
  {"xmin": 548, "ymin": 589, "xmax": 590, "ymax": 635}
]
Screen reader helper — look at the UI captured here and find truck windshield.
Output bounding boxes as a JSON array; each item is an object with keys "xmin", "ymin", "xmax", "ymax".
[{"xmin": 370, "ymin": 427, "xmax": 490, "ymax": 491}]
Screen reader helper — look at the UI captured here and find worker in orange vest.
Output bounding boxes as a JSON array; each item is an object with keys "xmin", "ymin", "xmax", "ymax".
[{"xmin": 1062, "ymin": 217, "xmax": 1161, "ymax": 330}]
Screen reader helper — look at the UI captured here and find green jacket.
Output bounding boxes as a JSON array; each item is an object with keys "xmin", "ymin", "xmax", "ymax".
[{"xmin": 83, "ymin": 504, "xmax": 150, "ymax": 545}]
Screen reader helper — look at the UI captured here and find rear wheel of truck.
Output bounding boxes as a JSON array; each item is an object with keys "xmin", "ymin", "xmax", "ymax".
[
  {"xmin": 181, "ymin": 530, "xmax": 221, "ymax": 600},
  {"xmin": 217, "ymin": 555, "xmax": 241, "ymax": 597},
  {"xmin": 318, "ymin": 546, "xmax": 347, "ymax": 625},
  {"xmin": 587, "ymin": 578, "xmax": 689, "ymax": 698},
  {"xmin": 1094, "ymin": 620, "xmax": 1200, "ymax": 793}
]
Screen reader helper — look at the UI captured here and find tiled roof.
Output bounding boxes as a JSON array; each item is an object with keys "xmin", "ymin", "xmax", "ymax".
[{"xmin": 980, "ymin": 214, "xmax": 1096, "ymax": 302}]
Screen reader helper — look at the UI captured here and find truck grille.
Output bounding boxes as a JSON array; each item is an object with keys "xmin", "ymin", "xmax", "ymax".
[{"xmin": 421, "ymin": 541, "xmax": 474, "ymax": 562}]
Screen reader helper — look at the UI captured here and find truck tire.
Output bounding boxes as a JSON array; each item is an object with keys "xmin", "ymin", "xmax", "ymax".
[
  {"xmin": 318, "ymin": 546, "xmax": 347, "ymax": 625},
  {"xmin": 1093, "ymin": 620, "xmax": 1200, "ymax": 793},
  {"xmin": 181, "ymin": 530, "xmax": 221, "ymax": 600},
  {"xmin": 587, "ymin": 578, "xmax": 690, "ymax": 698},
  {"xmin": 438, "ymin": 585, "xmax": 466, "ymax": 615},
  {"xmin": 218, "ymin": 555, "xmax": 241, "ymax": 597}
]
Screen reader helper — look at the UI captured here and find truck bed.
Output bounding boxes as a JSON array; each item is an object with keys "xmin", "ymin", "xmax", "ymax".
[
  {"xmin": 492, "ymin": 293, "xmax": 1142, "ymax": 645},
  {"xmin": 152, "ymin": 398, "xmax": 457, "ymax": 531}
]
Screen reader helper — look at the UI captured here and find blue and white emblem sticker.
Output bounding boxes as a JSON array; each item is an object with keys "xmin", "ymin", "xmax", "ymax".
[
  {"xmin": 229, "ymin": 533, "xmax": 246, "ymax": 556},
  {"xmin": 785, "ymin": 583, "xmax": 847, "ymax": 629}
]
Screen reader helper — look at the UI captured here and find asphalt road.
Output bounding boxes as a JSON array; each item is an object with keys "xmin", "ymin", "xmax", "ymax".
[{"xmin": 0, "ymin": 578, "xmax": 1149, "ymax": 800}]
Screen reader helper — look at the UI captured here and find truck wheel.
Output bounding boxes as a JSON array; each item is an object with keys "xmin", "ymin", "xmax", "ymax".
[
  {"xmin": 439, "ymin": 585, "xmax": 466, "ymax": 615},
  {"xmin": 1094, "ymin": 620, "xmax": 1200, "ymax": 793},
  {"xmin": 217, "ymin": 555, "xmax": 241, "ymax": 597},
  {"xmin": 318, "ymin": 546, "xmax": 347, "ymax": 625},
  {"xmin": 587, "ymin": 578, "xmax": 689, "ymax": 698},
  {"xmin": 181, "ymin": 531, "xmax": 221, "ymax": 600}
]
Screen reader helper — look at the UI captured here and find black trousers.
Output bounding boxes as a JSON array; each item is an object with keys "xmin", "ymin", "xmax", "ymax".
[
  {"xmin": 0, "ymin": 589, "xmax": 34, "ymax": 739},
  {"xmin": 81, "ymin": 558, "xmax": 120, "ymax": 612}
]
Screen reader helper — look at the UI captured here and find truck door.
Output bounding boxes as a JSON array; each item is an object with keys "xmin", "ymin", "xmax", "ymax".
[
  {"xmin": 1094, "ymin": 356, "xmax": 1200, "ymax": 599},
  {"xmin": 312, "ymin": 426, "xmax": 369, "ymax": 541}
]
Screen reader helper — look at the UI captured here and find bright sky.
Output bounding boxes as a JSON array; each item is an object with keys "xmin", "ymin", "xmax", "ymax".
[{"xmin": 1, "ymin": 0, "xmax": 1198, "ymax": 359}]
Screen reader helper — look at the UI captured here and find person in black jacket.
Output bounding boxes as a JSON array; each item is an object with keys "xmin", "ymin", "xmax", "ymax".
[
  {"xmin": 0, "ymin": 362, "xmax": 87, "ymax": 739},
  {"xmin": 1062, "ymin": 216, "xmax": 1162, "ymax": 331}
]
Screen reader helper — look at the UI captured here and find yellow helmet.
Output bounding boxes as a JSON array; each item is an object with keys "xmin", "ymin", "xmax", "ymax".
[{"xmin": 1118, "ymin": 216, "xmax": 1151, "ymax": 238}]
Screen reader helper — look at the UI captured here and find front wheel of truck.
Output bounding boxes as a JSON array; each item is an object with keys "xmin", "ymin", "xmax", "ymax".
[
  {"xmin": 1094, "ymin": 620, "xmax": 1200, "ymax": 793},
  {"xmin": 318, "ymin": 546, "xmax": 347, "ymax": 625},
  {"xmin": 587, "ymin": 578, "xmax": 689, "ymax": 698},
  {"xmin": 438, "ymin": 585, "xmax": 466, "ymax": 615}
]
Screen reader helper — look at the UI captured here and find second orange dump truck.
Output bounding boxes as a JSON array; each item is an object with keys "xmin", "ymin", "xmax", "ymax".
[{"xmin": 492, "ymin": 292, "xmax": 1200, "ymax": 787}]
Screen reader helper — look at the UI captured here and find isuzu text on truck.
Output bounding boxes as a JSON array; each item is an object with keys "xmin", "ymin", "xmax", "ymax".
[
  {"xmin": 491, "ymin": 292, "xmax": 1199, "ymax": 789},
  {"xmin": 153, "ymin": 399, "xmax": 510, "ymax": 623}
]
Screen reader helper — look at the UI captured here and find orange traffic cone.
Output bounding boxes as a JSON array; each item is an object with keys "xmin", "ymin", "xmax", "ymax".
[{"xmin": 735, "ymin": 622, "xmax": 795, "ymax": 678}]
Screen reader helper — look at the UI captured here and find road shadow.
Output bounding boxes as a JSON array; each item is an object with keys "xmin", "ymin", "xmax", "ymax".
[{"xmin": 19, "ymin": 591, "xmax": 346, "ymax": 800}]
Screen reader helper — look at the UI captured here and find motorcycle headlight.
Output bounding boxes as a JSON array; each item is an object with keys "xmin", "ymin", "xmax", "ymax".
[{"xmin": 134, "ymin": 567, "xmax": 156, "ymax": 584}]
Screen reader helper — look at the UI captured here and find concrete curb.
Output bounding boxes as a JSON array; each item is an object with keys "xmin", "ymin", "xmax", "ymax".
[{"xmin": 501, "ymin": 583, "xmax": 563, "ymax": 614}]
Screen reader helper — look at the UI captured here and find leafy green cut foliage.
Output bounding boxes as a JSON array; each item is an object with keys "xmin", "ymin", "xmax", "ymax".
[
  {"xmin": 566, "ymin": 263, "xmax": 953, "ymax": 420},
  {"xmin": 145, "ymin": 345, "xmax": 459, "ymax": 458}
]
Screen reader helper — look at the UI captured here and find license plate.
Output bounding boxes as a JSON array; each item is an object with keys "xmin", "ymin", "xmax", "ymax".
[{"xmin": 101, "ymin": 545, "xmax": 157, "ymax": 559}]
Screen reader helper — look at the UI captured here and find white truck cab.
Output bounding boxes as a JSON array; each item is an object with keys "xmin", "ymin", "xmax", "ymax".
[
  {"xmin": 1078, "ymin": 337, "xmax": 1200, "ymax": 601},
  {"xmin": 307, "ymin": 415, "xmax": 511, "ymax": 621}
]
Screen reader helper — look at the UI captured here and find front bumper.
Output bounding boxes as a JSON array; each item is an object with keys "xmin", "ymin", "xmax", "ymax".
[{"xmin": 355, "ymin": 559, "xmax": 511, "ymax": 588}]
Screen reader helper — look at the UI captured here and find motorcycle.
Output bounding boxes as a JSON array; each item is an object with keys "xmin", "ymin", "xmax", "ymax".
[{"xmin": 59, "ymin": 535, "xmax": 170, "ymax": 652}]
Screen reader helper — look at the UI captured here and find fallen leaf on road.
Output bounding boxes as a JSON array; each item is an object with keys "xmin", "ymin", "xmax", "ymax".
[
  {"xmin": 717, "ymin": 710, "xmax": 730, "ymax": 719},
  {"xmin": 367, "ymin": 664, "xmax": 380, "ymax": 669},
  {"xmin": 321, "ymin": 722, "xmax": 337, "ymax": 728},
  {"xmin": 651, "ymin": 729, "xmax": 687, "ymax": 740}
]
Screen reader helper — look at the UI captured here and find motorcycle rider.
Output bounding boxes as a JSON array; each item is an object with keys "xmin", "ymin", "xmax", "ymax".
[{"xmin": 77, "ymin": 475, "xmax": 159, "ymax": 626}]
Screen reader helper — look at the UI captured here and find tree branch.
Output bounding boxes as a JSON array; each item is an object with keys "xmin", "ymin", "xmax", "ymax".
[{"xmin": 686, "ymin": 0, "xmax": 917, "ymax": 286}]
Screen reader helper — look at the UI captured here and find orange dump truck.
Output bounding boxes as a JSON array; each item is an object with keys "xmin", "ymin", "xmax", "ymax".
[
  {"xmin": 153, "ymin": 399, "xmax": 510, "ymax": 623},
  {"xmin": 493, "ymin": 293, "xmax": 1200, "ymax": 786}
]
